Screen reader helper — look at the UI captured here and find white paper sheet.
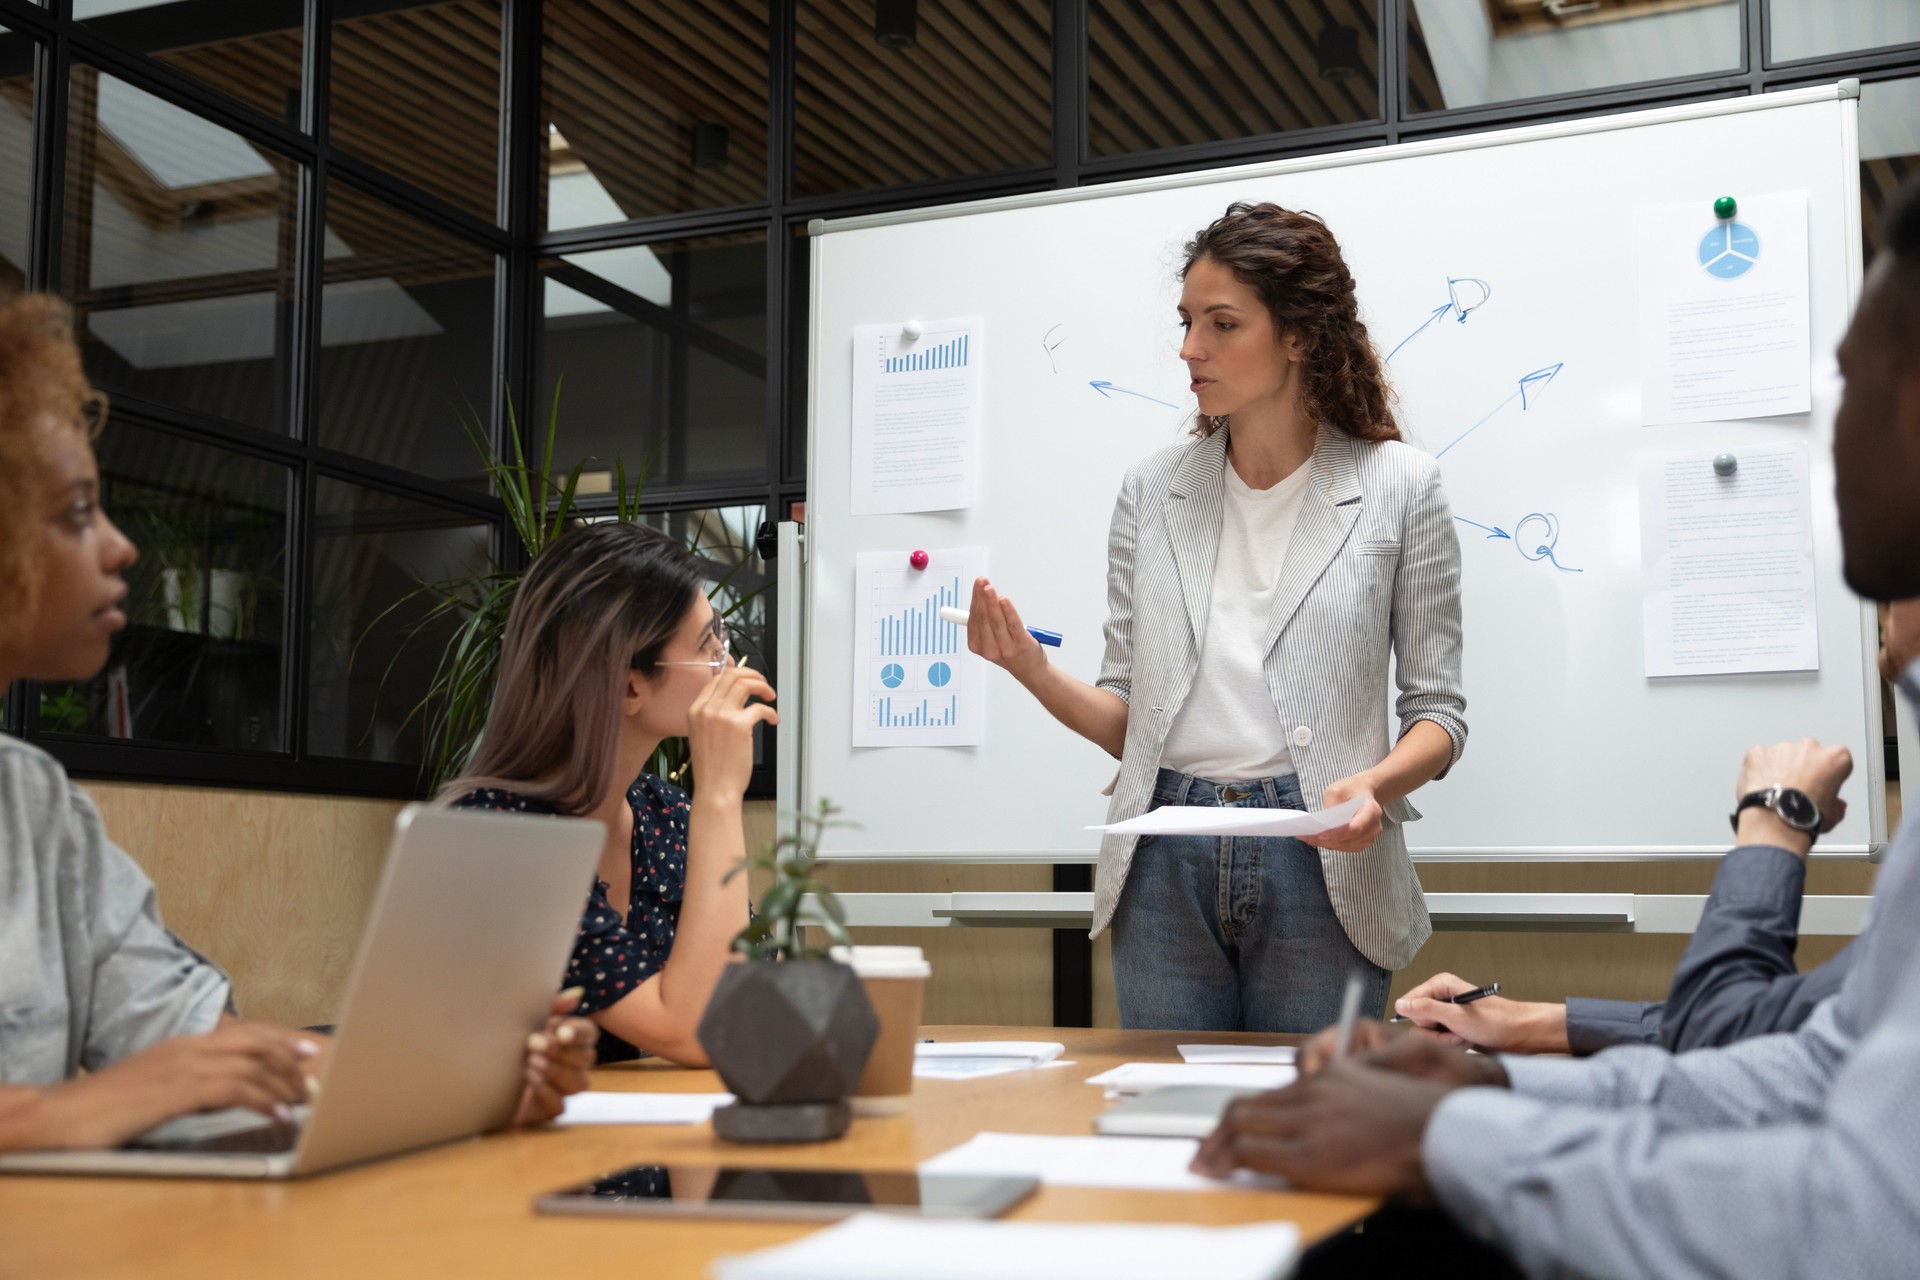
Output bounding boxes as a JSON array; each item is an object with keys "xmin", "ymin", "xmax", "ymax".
[
  {"xmin": 913, "ymin": 1042, "xmax": 1065, "ymax": 1080},
  {"xmin": 1638, "ymin": 444, "xmax": 1819, "ymax": 677},
  {"xmin": 1088, "ymin": 796, "xmax": 1363, "ymax": 838},
  {"xmin": 1084, "ymin": 1063, "xmax": 1296, "ymax": 1096},
  {"xmin": 853, "ymin": 547, "xmax": 987, "ymax": 748},
  {"xmin": 850, "ymin": 317, "xmax": 983, "ymax": 515},
  {"xmin": 712, "ymin": 1213, "xmax": 1301, "ymax": 1280},
  {"xmin": 1177, "ymin": 1044, "xmax": 1298, "ymax": 1065},
  {"xmin": 1637, "ymin": 191, "xmax": 1812, "ymax": 426},
  {"xmin": 554, "ymin": 1091, "xmax": 733, "ymax": 1126},
  {"xmin": 919, "ymin": 1132, "xmax": 1283, "ymax": 1193}
]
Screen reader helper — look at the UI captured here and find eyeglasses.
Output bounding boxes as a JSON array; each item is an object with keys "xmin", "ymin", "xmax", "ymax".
[{"xmin": 650, "ymin": 625, "xmax": 732, "ymax": 677}]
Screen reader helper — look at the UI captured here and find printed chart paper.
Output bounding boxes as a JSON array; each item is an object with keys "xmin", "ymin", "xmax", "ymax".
[
  {"xmin": 1639, "ymin": 445, "xmax": 1818, "ymax": 677},
  {"xmin": 853, "ymin": 547, "xmax": 987, "ymax": 748},
  {"xmin": 1637, "ymin": 191, "xmax": 1812, "ymax": 426},
  {"xmin": 850, "ymin": 317, "xmax": 983, "ymax": 514}
]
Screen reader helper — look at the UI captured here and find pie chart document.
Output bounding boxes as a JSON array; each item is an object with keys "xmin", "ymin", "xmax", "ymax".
[
  {"xmin": 1637, "ymin": 190, "xmax": 1812, "ymax": 427},
  {"xmin": 852, "ymin": 546, "xmax": 987, "ymax": 748}
]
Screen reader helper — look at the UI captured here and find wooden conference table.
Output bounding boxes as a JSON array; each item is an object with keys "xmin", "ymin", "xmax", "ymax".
[{"xmin": 0, "ymin": 1026, "xmax": 1378, "ymax": 1279}]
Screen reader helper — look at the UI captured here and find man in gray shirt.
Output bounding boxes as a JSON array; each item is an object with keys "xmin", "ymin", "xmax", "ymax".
[{"xmin": 1194, "ymin": 175, "xmax": 1920, "ymax": 1278}]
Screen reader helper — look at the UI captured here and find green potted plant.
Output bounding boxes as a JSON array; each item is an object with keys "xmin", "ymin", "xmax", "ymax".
[
  {"xmin": 365, "ymin": 384, "xmax": 766, "ymax": 790},
  {"xmin": 696, "ymin": 800, "xmax": 878, "ymax": 1143}
]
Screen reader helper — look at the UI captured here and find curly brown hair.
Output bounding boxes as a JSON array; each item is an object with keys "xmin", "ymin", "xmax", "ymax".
[
  {"xmin": 0, "ymin": 294, "xmax": 106, "ymax": 652},
  {"xmin": 1181, "ymin": 201, "xmax": 1399, "ymax": 442}
]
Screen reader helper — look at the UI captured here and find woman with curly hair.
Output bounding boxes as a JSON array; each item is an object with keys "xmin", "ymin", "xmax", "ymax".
[{"xmin": 966, "ymin": 203, "xmax": 1467, "ymax": 1032}]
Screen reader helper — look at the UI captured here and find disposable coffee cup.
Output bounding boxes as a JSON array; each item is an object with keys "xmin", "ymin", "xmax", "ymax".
[{"xmin": 830, "ymin": 945, "xmax": 930, "ymax": 1114}]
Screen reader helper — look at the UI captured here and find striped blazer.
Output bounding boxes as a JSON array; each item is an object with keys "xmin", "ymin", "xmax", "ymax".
[{"xmin": 1091, "ymin": 425, "xmax": 1467, "ymax": 971}]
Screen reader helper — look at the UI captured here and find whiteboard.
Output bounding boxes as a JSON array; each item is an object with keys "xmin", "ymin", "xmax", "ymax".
[{"xmin": 788, "ymin": 85, "xmax": 1885, "ymax": 862}]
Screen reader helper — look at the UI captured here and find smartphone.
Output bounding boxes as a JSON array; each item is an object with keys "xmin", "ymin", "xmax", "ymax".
[{"xmin": 533, "ymin": 1163, "xmax": 1038, "ymax": 1222}]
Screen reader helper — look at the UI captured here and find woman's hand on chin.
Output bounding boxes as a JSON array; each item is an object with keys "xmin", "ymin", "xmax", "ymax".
[{"xmin": 1300, "ymin": 774, "xmax": 1383, "ymax": 852}]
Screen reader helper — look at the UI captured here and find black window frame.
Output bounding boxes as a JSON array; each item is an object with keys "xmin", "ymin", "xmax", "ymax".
[{"xmin": 0, "ymin": 0, "xmax": 1912, "ymax": 809}]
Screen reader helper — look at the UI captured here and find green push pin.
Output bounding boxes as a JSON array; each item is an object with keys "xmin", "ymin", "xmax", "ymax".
[{"xmin": 1713, "ymin": 195, "xmax": 1738, "ymax": 221}]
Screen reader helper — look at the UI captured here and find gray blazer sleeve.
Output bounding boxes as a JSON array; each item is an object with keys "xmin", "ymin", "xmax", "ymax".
[
  {"xmin": 1390, "ymin": 458, "xmax": 1467, "ymax": 773},
  {"xmin": 1658, "ymin": 844, "xmax": 1850, "ymax": 1051},
  {"xmin": 1095, "ymin": 466, "xmax": 1139, "ymax": 705}
]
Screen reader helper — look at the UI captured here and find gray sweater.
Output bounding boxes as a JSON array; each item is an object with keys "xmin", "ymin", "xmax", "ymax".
[{"xmin": 0, "ymin": 735, "xmax": 229, "ymax": 1085}]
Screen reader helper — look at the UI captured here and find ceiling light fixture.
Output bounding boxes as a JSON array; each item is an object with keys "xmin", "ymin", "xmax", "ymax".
[
  {"xmin": 875, "ymin": 0, "xmax": 918, "ymax": 49},
  {"xmin": 1316, "ymin": 24, "xmax": 1362, "ymax": 80}
]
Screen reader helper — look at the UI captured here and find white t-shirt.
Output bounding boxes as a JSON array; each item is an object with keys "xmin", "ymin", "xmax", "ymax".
[{"xmin": 1159, "ymin": 457, "xmax": 1311, "ymax": 781}]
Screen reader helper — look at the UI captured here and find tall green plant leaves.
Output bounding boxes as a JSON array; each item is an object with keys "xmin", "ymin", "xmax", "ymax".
[{"xmin": 357, "ymin": 382, "xmax": 765, "ymax": 794}]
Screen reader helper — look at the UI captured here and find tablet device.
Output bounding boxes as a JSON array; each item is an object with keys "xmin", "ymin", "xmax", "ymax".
[{"xmin": 534, "ymin": 1164, "xmax": 1037, "ymax": 1222}]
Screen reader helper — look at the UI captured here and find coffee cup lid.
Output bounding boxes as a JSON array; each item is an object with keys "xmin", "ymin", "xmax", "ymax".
[{"xmin": 829, "ymin": 945, "xmax": 931, "ymax": 979}]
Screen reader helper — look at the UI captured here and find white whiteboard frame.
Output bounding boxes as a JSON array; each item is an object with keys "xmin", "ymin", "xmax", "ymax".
[{"xmin": 785, "ymin": 82, "xmax": 1889, "ymax": 864}]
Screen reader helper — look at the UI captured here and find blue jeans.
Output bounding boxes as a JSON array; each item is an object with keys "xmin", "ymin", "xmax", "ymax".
[{"xmin": 1109, "ymin": 768, "xmax": 1391, "ymax": 1033}]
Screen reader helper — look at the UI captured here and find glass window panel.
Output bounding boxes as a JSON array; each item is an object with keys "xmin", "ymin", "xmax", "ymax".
[
  {"xmin": 543, "ymin": 1, "xmax": 769, "ymax": 230},
  {"xmin": 1089, "ymin": 1, "xmax": 1378, "ymax": 158},
  {"xmin": 1862, "ymin": 77, "xmax": 1920, "ymax": 268},
  {"xmin": 1405, "ymin": 0, "xmax": 1740, "ymax": 115},
  {"xmin": 794, "ymin": 0, "xmax": 1049, "ymax": 199},
  {"xmin": 1772, "ymin": 1, "xmax": 1920, "ymax": 64},
  {"xmin": 40, "ymin": 422, "xmax": 289, "ymax": 751},
  {"xmin": 540, "ymin": 231, "xmax": 766, "ymax": 489},
  {"xmin": 306, "ymin": 479, "xmax": 491, "ymax": 764},
  {"xmin": 75, "ymin": 1, "xmax": 305, "ymax": 127},
  {"xmin": 0, "ymin": 28, "xmax": 33, "ymax": 289},
  {"xmin": 315, "ymin": 180, "xmax": 499, "ymax": 484},
  {"xmin": 330, "ymin": 0, "xmax": 501, "ymax": 222},
  {"xmin": 632, "ymin": 503, "xmax": 773, "ymax": 787},
  {"xmin": 63, "ymin": 66, "xmax": 299, "ymax": 432}
]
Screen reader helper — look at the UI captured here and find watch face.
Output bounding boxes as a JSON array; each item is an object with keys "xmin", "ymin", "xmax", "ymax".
[{"xmin": 1776, "ymin": 788, "xmax": 1819, "ymax": 830}]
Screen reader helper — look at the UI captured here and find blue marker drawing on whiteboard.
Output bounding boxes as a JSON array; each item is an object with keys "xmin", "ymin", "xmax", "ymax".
[
  {"xmin": 1385, "ymin": 278, "xmax": 1493, "ymax": 363},
  {"xmin": 1454, "ymin": 517, "xmax": 1511, "ymax": 541},
  {"xmin": 1434, "ymin": 363, "xmax": 1565, "ymax": 459},
  {"xmin": 1089, "ymin": 380, "xmax": 1180, "ymax": 410},
  {"xmin": 1514, "ymin": 512, "xmax": 1583, "ymax": 573}
]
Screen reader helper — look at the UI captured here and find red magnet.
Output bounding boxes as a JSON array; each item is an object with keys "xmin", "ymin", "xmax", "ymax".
[{"xmin": 909, "ymin": 549, "xmax": 930, "ymax": 570}]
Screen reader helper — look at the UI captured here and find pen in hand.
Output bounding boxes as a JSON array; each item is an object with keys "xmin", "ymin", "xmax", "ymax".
[{"xmin": 1388, "ymin": 981, "xmax": 1499, "ymax": 1024}]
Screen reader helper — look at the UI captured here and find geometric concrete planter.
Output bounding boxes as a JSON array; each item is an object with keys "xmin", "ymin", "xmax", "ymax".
[{"xmin": 696, "ymin": 960, "xmax": 879, "ymax": 1142}]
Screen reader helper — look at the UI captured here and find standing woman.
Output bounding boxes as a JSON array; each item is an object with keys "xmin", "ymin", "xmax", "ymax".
[
  {"xmin": 444, "ymin": 521, "xmax": 773, "ymax": 1066},
  {"xmin": 968, "ymin": 202, "xmax": 1466, "ymax": 1032}
]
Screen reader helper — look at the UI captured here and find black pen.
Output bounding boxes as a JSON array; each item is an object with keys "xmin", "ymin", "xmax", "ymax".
[{"xmin": 1388, "ymin": 981, "xmax": 1499, "ymax": 1023}]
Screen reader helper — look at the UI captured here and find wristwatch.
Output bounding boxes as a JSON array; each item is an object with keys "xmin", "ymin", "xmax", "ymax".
[{"xmin": 1729, "ymin": 786, "xmax": 1823, "ymax": 842}]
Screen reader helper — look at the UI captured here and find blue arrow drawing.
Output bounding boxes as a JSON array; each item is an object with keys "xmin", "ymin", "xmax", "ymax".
[
  {"xmin": 1385, "ymin": 278, "xmax": 1494, "ymax": 363},
  {"xmin": 1454, "ymin": 517, "xmax": 1511, "ymax": 540},
  {"xmin": 1434, "ymin": 362, "xmax": 1565, "ymax": 459},
  {"xmin": 1089, "ymin": 380, "xmax": 1181, "ymax": 409}
]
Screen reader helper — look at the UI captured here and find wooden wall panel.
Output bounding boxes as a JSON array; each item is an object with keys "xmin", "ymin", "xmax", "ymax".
[{"xmin": 87, "ymin": 781, "xmax": 403, "ymax": 1029}]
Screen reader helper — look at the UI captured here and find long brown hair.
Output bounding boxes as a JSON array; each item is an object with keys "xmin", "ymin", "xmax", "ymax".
[
  {"xmin": 0, "ymin": 294, "xmax": 108, "ymax": 653},
  {"xmin": 441, "ymin": 521, "xmax": 706, "ymax": 815},
  {"xmin": 1181, "ymin": 201, "xmax": 1399, "ymax": 442}
]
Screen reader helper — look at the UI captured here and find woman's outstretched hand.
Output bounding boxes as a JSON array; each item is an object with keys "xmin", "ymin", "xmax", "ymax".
[
  {"xmin": 966, "ymin": 578, "xmax": 1048, "ymax": 686},
  {"xmin": 1300, "ymin": 773, "xmax": 1384, "ymax": 852}
]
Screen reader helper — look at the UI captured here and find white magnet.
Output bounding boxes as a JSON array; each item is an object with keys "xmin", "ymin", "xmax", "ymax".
[
  {"xmin": 1713, "ymin": 453, "xmax": 1738, "ymax": 477},
  {"xmin": 901, "ymin": 319, "xmax": 922, "ymax": 341}
]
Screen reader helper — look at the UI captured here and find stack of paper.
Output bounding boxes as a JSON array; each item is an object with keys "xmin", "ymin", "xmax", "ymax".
[
  {"xmin": 1088, "ymin": 796, "xmax": 1361, "ymax": 838},
  {"xmin": 713, "ymin": 1213, "xmax": 1300, "ymax": 1280},
  {"xmin": 919, "ymin": 1132, "xmax": 1281, "ymax": 1193},
  {"xmin": 554, "ymin": 1092, "xmax": 734, "ymax": 1126},
  {"xmin": 1084, "ymin": 1063, "xmax": 1295, "ymax": 1096},
  {"xmin": 1177, "ymin": 1044, "xmax": 1298, "ymax": 1066},
  {"xmin": 914, "ymin": 1041, "xmax": 1066, "ymax": 1081}
]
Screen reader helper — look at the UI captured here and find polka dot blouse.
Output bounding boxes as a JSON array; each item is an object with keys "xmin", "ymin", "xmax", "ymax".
[{"xmin": 451, "ymin": 774, "xmax": 690, "ymax": 1064}]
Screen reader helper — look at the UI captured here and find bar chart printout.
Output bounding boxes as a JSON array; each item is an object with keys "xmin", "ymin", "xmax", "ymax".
[
  {"xmin": 849, "ymin": 316, "xmax": 984, "ymax": 516},
  {"xmin": 852, "ymin": 546, "xmax": 987, "ymax": 748}
]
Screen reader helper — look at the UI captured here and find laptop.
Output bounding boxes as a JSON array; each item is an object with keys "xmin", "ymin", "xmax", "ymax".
[{"xmin": 0, "ymin": 803, "xmax": 602, "ymax": 1179}]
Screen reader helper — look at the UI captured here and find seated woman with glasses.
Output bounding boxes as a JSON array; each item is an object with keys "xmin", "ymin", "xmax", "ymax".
[{"xmin": 445, "ymin": 521, "xmax": 773, "ymax": 1066}]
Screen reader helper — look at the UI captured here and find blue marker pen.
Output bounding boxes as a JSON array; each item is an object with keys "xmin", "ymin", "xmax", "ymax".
[{"xmin": 937, "ymin": 605, "xmax": 1062, "ymax": 648}]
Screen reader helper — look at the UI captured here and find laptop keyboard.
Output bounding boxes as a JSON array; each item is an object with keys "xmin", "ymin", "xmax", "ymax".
[{"xmin": 126, "ymin": 1109, "xmax": 303, "ymax": 1155}]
